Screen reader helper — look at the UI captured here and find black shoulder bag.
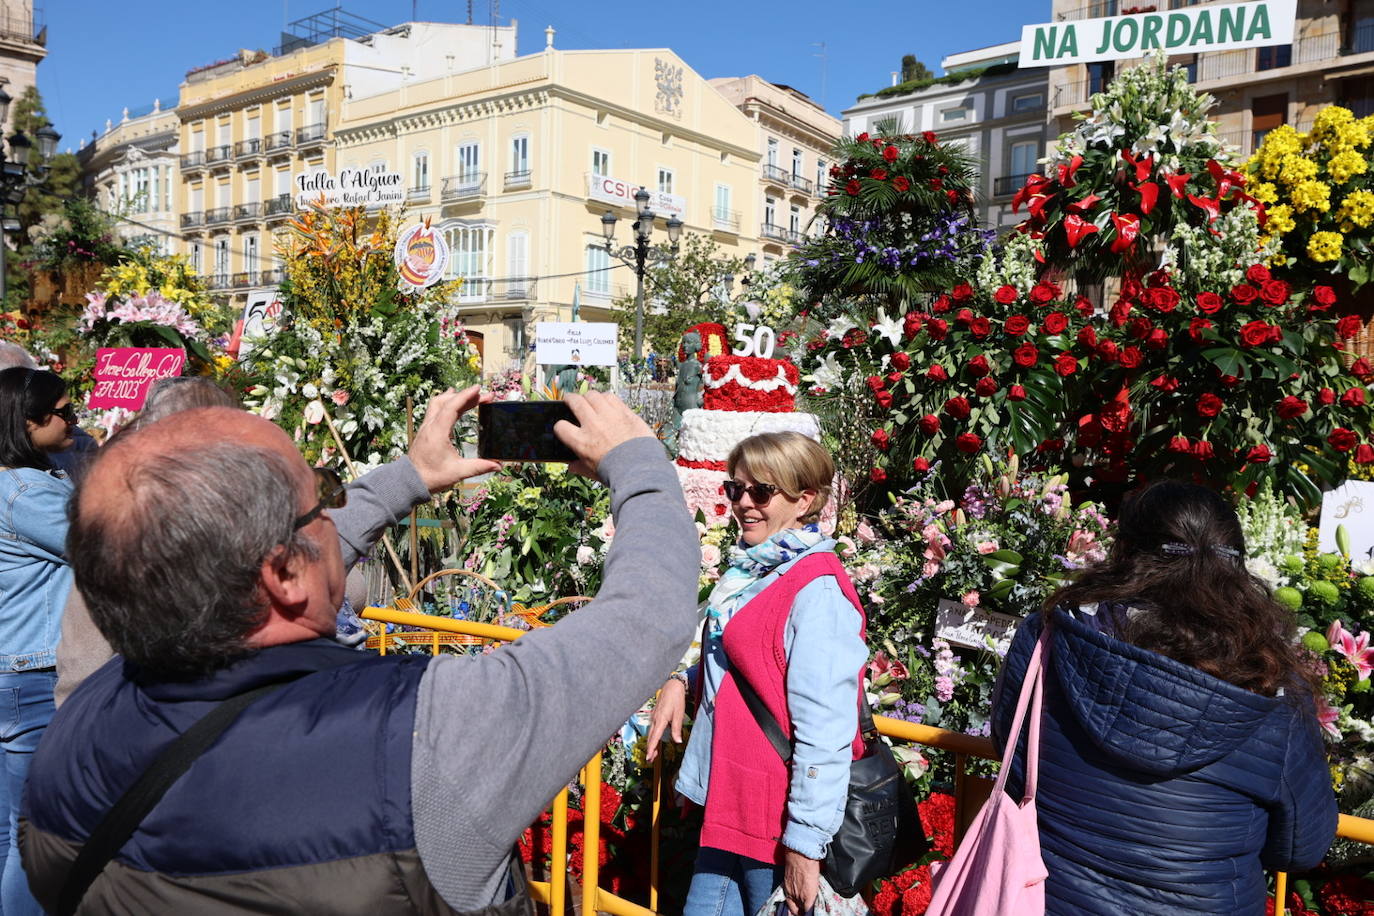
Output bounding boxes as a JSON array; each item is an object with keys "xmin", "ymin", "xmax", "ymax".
[{"xmin": 730, "ymin": 668, "xmax": 926, "ymax": 898}]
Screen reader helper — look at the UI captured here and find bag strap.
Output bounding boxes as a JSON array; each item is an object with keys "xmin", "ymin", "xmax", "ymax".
[
  {"xmin": 57, "ymin": 679, "xmax": 298, "ymax": 916},
  {"xmin": 731, "ymin": 663, "xmax": 879, "ymax": 767},
  {"xmin": 992, "ymin": 623, "xmax": 1051, "ymax": 803}
]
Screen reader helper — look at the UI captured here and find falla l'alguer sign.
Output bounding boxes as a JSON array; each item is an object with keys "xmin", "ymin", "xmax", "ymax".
[{"xmin": 1019, "ymin": 0, "xmax": 1296, "ymax": 67}]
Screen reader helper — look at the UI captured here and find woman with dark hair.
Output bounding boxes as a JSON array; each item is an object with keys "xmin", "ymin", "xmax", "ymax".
[
  {"xmin": 0, "ymin": 366, "xmax": 76, "ymax": 915},
  {"xmin": 991, "ymin": 479, "xmax": 1337, "ymax": 915}
]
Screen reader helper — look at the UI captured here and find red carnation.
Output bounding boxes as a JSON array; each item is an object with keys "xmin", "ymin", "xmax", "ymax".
[
  {"xmin": 951, "ymin": 282, "xmax": 974, "ymax": 302},
  {"xmin": 866, "ymin": 375, "xmax": 886, "ymax": 393},
  {"xmin": 974, "ymin": 376, "xmax": 999, "ymax": 397},
  {"xmin": 1168, "ymin": 435, "xmax": 1191, "ymax": 453},
  {"xmin": 1118, "ymin": 346, "xmax": 1143, "ymax": 368},
  {"xmin": 1318, "ymin": 387, "xmax": 1337, "ymax": 405},
  {"xmin": 1238, "ymin": 320, "xmax": 1275, "ymax": 348},
  {"xmin": 918, "ymin": 414, "xmax": 941, "ymax": 436},
  {"xmin": 1196, "ymin": 292, "xmax": 1224, "ymax": 314},
  {"xmin": 1145, "ymin": 328, "xmax": 1169, "ymax": 350},
  {"xmin": 1245, "ymin": 444, "xmax": 1273, "ymax": 464},
  {"xmin": 869, "ymin": 467, "xmax": 888, "ymax": 483},
  {"xmin": 1008, "ymin": 384, "xmax": 1027, "ymax": 401},
  {"xmin": 969, "ymin": 316, "xmax": 992, "ymax": 338},
  {"xmin": 1330, "ymin": 427, "xmax": 1359, "ymax": 451},
  {"xmin": 1151, "ymin": 374, "xmax": 1179, "ymax": 392},
  {"xmin": 1189, "ymin": 317, "xmax": 1213, "ymax": 342},
  {"xmin": 1096, "ymin": 339, "xmax": 1119, "ymax": 362},
  {"xmin": 994, "ymin": 285, "xmax": 1019, "ymax": 305},
  {"xmin": 1354, "ymin": 358, "xmax": 1374, "ymax": 380},
  {"xmin": 1259, "ymin": 279, "xmax": 1290, "ymax": 305},
  {"xmin": 1357, "ymin": 444, "xmax": 1374, "ymax": 465},
  {"xmin": 955, "ymin": 432, "xmax": 982, "ymax": 454},
  {"xmin": 967, "ymin": 355, "xmax": 991, "ymax": 378},
  {"xmin": 891, "ymin": 351, "xmax": 911, "ymax": 371},
  {"xmin": 1193, "ymin": 440, "xmax": 1215, "ymax": 460},
  {"xmin": 846, "ymin": 179, "xmax": 861, "ymax": 196},
  {"xmin": 1197, "ymin": 393, "xmax": 1224, "ymax": 417},
  {"xmin": 1338, "ymin": 315, "xmax": 1363, "ymax": 339},
  {"xmin": 1342, "ymin": 387, "xmax": 1367, "ymax": 407},
  {"xmin": 871, "ymin": 429, "xmax": 891, "ymax": 450},
  {"xmin": 1245, "ymin": 264, "xmax": 1271, "ymax": 284},
  {"xmin": 912, "ymin": 457, "xmax": 931, "ymax": 472},
  {"xmin": 892, "ymin": 176, "xmax": 910, "ymax": 192},
  {"xmin": 944, "ymin": 396, "xmax": 972, "ymax": 420},
  {"xmin": 1042, "ymin": 311, "xmax": 1069, "ymax": 334},
  {"xmin": 1055, "ymin": 352, "xmax": 1078, "ymax": 376},
  {"xmin": 927, "ymin": 363, "xmax": 948, "ymax": 381},
  {"xmin": 1012, "ymin": 343, "xmax": 1039, "ymax": 367},
  {"xmin": 1230, "ymin": 284, "xmax": 1259, "ymax": 305},
  {"xmin": 1005, "ymin": 315, "xmax": 1030, "ymax": 336},
  {"xmin": 882, "ymin": 144, "xmax": 899, "ymax": 162},
  {"xmin": 927, "ymin": 318, "xmax": 949, "ymax": 340},
  {"xmin": 1313, "ymin": 285, "xmax": 1337, "ymax": 307},
  {"xmin": 1077, "ymin": 326, "xmax": 1097, "ymax": 348},
  {"xmin": 1276, "ymin": 396, "xmax": 1308, "ymax": 419}
]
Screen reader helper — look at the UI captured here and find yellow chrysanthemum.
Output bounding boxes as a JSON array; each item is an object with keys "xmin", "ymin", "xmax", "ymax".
[
  {"xmin": 1314, "ymin": 105, "xmax": 1356, "ymax": 136},
  {"xmin": 1291, "ymin": 179, "xmax": 1332, "ymax": 212},
  {"xmin": 1308, "ymin": 230, "xmax": 1343, "ymax": 263},
  {"xmin": 1266, "ymin": 203, "xmax": 1297, "ymax": 235},
  {"xmin": 1328, "ymin": 149, "xmax": 1369, "ymax": 184},
  {"xmin": 1278, "ymin": 154, "xmax": 1319, "ymax": 186},
  {"xmin": 1249, "ymin": 181, "xmax": 1280, "ymax": 205}
]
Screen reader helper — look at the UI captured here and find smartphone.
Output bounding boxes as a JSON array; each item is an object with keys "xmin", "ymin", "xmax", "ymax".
[{"xmin": 477, "ymin": 401, "xmax": 578, "ymax": 462}]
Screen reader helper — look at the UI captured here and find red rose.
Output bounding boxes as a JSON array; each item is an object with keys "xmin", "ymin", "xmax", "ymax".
[
  {"xmin": 1148, "ymin": 288, "xmax": 1180, "ymax": 312},
  {"xmin": 930, "ymin": 177, "xmax": 944, "ymax": 190},
  {"xmin": 967, "ymin": 355, "xmax": 991, "ymax": 378},
  {"xmin": 1074, "ymin": 295, "xmax": 1094, "ymax": 317},
  {"xmin": 1342, "ymin": 387, "xmax": 1367, "ymax": 407},
  {"xmin": 866, "ymin": 375, "xmax": 885, "ymax": 393},
  {"xmin": 1276, "ymin": 396, "xmax": 1308, "ymax": 419},
  {"xmin": 1008, "ymin": 384, "xmax": 1027, "ymax": 401},
  {"xmin": 1118, "ymin": 346, "xmax": 1143, "ymax": 368},
  {"xmin": 1330, "ymin": 427, "xmax": 1359, "ymax": 451},
  {"xmin": 875, "ymin": 390, "xmax": 894, "ymax": 410},
  {"xmin": 1145, "ymin": 328, "xmax": 1169, "ymax": 350},
  {"xmin": 951, "ymin": 283, "xmax": 974, "ymax": 303},
  {"xmin": 882, "ymin": 144, "xmax": 899, "ymax": 163},
  {"xmin": 1127, "ymin": 316, "xmax": 1153, "ymax": 340},
  {"xmin": 944, "ymin": 396, "xmax": 971, "ymax": 420},
  {"xmin": 923, "ymin": 130, "xmax": 937, "ymax": 143},
  {"xmin": 1150, "ymin": 374, "xmax": 1179, "ymax": 392},
  {"xmin": 1055, "ymin": 352, "xmax": 1078, "ymax": 376},
  {"xmin": 955, "ymin": 432, "xmax": 982, "ymax": 454},
  {"xmin": 1245, "ymin": 444, "xmax": 1273, "ymax": 464},
  {"xmin": 1338, "ymin": 315, "xmax": 1363, "ymax": 339},
  {"xmin": 927, "ymin": 318, "xmax": 949, "ymax": 340},
  {"xmin": 846, "ymin": 179, "xmax": 861, "ymax": 196},
  {"xmin": 903, "ymin": 315, "xmax": 923, "ymax": 340},
  {"xmin": 1096, "ymin": 340, "xmax": 1119, "ymax": 362},
  {"xmin": 1238, "ymin": 320, "xmax": 1274, "ymax": 348},
  {"xmin": 1193, "ymin": 440, "xmax": 1215, "ymax": 460},
  {"xmin": 871, "ymin": 429, "xmax": 891, "ymax": 450},
  {"xmin": 956, "ymin": 308, "xmax": 974, "ymax": 327},
  {"xmin": 1109, "ymin": 300, "xmax": 1131, "ymax": 327},
  {"xmin": 1189, "ymin": 317, "xmax": 1213, "ymax": 342},
  {"xmin": 1318, "ymin": 387, "xmax": 1337, "ymax": 405},
  {"xmin": 1354, "ymin": 358, "xmax": 1374, "ymax": 380},
  {"xmin": 1037, "ymin": 437, "xmax": 1065, "ymax": 453},
  {"xmin": 1042, "ymin": 312, "xmax": 1069, "ymax": 334},
  {"xmin": 918, "ymin": 414, "xmax": 941, "ymax": 436},
  {"xmin": 927, "ymin": 363, "xmax": 948, "ymax": 381},
  {"xmin": 1260, "ymin": 279, "xmax": 1290, "ymax": 305},
  {"xmin": 869, "ymin": 467, "xmax": 888, "ymax": 483},
  {"xmin": 856, "ymin": 132, "xmax": 869, "ymax": 142},
  {"xmin": 912, "ymin": 457, "xmax": 931, "ymax": 472},
  {"xmin": 1196, "ymin": 292, "xmax": 1224, "ymax": 314},
  {"xmin": 892, "ymin": 176, "xmax": 910, "ymax": 192},
  {"xmin": 1168, "ymin": 435, "xmax": 1191, "ymax": 453},
  {"xmin": 931, "ymin": 294, "xmax": 952, "ymax": 313},
  {"xmin": 969, "ymin": 316, "xmax": 992, "ymax": 338},
  {"xmin": 1245, "ymin": 264, "xmax": 1271, "ymax": 284},
  {"xmin": 1313, "ymin": 285, "xmax": 1337, "ymax": 307},
  {"xmin": 1220, "ymin": 374, "xmax": 1241, "ymax": 387},
  {"xmin": 1230, "ymin": 284, "xmax": 1259, "ymax": 305},
  {"xmin": 1357, "ymin": 444, "xmax": 1374, "ymax": 465},
  {"xmin": 1197, "ymin": 393, "xmax": 1224, "ymax": 417},
  {"xmin": 975, "ymin": 376, "xmax": 999, "ymax": 397},
  {"xmin": 1077, "ymin": 326, "xmax": 1097, "ymax": 348},
  {"xmin": 1012, "ymin": 343, "xmax": 1039, "ymax": 367},
  {"xmin": 994, "ymin": 285, "xmax": 1019, "ymax": 305},
  {"xmin": 891, "ymin": 351, "xmax": 911, "ymax": 371},
  {"xmin": 870, "ymin": 168, "xmax": 888, "ymax": 181},
  {"xmin": 886, "ymin": 371, "xmax": 904, "ymax": 387},
  {"xmin": 1005, "ymin": 315, "xmax": 1030, "ymax": 336},
  {"xmin": 1029, "ymin": 283, "xmax": 1057, "ymax": 305}
]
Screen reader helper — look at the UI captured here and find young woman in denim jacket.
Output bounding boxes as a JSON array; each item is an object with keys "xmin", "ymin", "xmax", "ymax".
[
  {"xmin": 647, "ymin": 432, "xmax": 868, "ymax": 916},
  {"xmin": 0, "ymin": 367, "xmax": 78, "ymax": 915}
]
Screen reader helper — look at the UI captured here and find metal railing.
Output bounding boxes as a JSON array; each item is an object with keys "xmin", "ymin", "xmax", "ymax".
[
  {"xmin": 231, "ymin": 271, "xmax": 259, "ymax": 289},
  {"xmin": 264, "ymin": 194, "xmax": 294, "ymax": 218},
  {"xmin": 359, "ymin": 606, "xmax": 1374, "ymax": 916},
  {"xmin": 445, "ymin": 277, "xmax": 538, "ymax": 302},
  {"xmin": 234, "ymin": 137, "xmax": 263, "ymax": 158},
  {"xmin": 234, "ymin": 201, "xmax": 263, "ymax": 221},
  {"xmin": 789, "ymin": 172, "xmax": 814, "ymax": 194},
  {"xmin": 760, "ymin": 222, "xmax": 804, "ymax": 245},
  {"xmin": 180, "ymin": 211, "xmax": 204, "ymax": 229},
  {"xmin": 205, "ymin": 206, "xmax": 231, "ymax": 225},
  {"xmin": 711, "ymin": 208, "xmax": 741, "ymax": 231},
  {"xmin": 1054, "ymin": 79, "xmax": 1102, "ymax": 110},
  {"xmin": 259, "ymin": 268, "xmax": 285, "ymax": 286},
  {"xmin": 205, "ymin": 144, "xmax": 232, "ymax": 166},
  {"xmin": 993, "ymin": 174, "xmax": 1034, "ymax": 197},
  {"xmin": 407, "ymin": 185, "xmax": 432, "ymax": 201},
  {"xmin": 296, "ymin": 123, "xmax": 327, "ymax": 145},
  {"xmin": 761, "ymin": 164, "xmax": 790, "ymax": 185},
  {"xmin": 0, "ymin": 8, "xmax": 42, "ymax": 44},
  {"xmin": 441, "ymin": 173, "xmax": 486, "ymax": 201},
  {"xmin": 208, "ymin": 273, "xmax": 230, "ymax": 290},
  {"xmin": 504, "ymin": 170, "xmax": 532, "ymax": 189},
  {"xmin": 180, "ymin": 151, "xmax": 205, "ymax": 170},
  {"xmin": 264, "ymin": 130, "xmax": 293, "ymax": 153}
]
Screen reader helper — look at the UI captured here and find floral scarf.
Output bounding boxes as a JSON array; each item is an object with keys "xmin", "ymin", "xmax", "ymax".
[{"xmin": 704, "ymin": 524, "xmax": 827, "ymax": 636}]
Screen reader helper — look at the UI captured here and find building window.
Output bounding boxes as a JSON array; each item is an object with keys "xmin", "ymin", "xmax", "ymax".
[
  {"xmin": 214, "ymin": 238, "xmax": 230, "ymax": 283},
  {"xmin": 445, "ymin": 224, "xmax": 493, "ymax": 300},
  {"xmin": 307, "ymin": 93, "xmax": 326, "ymax": 129},
  {"xmin": 657, "ymin": 168, "xmax": 674, "ymax": 194},
  {"xmin": 1256, "ymin": 44, "xmax": 1292, "ymax": 71},
  {"xmin": 592, "ymin": 148, "xmax": 611, "ymax": 177},
  {"xmin": 190, "ymin": 242, "xmax": 202, "ymax": 273},
  {"xmin": 764, "ymin": 196, "xmax": 777, "ymax": 228},
  {"xmin": 275, "ymin": 167, "xmax": 292, "ymax": 199},
  {"xmin": 941, "ymin": 107, "xmax": 969, "ymax": 123},
  {"xmin": 510, "ymin": 135, "xmax": 530, "ymax": 178},
  {"xmin": 713, "ymin": 184, "xmax": 732, "ymax": 227},
  {"xmin": 133, "ymin": 168, "xmax": 150, "ymax": 213},
  {"xmin": 585, "ymin": 243, "xmax": 611, "ymax": 296},
  {"xmin": 244, "ymin": 234, "xmax": 259, "ymax": 276},
  {"xmin": 766, "ymin": 138, "xmax": 778, "ymax": 167},
  {"xmin": 275, "ymin": 101, "xmax": 292, "ymax": 133},
  {"xmin": 1088, "ymin": 61, "xmax": 1114, "ymax": 95},
  {"xmin": 816, "ymin": 159, "xmax": 826, "ymax": 190},
  {"xmin": 1011, "ymin": 92, "xmax": 1044, "ymax": 112},
  {"xmin": 1010, "ymin": 141, "xmax": 1038, "ymax": 180},
  {"xmin": 504, "ymin": 318, "xmax": 526, "ymax": 358},
  {"xmin": 413, "ymin": 152, "xmax": 430, "ymax": 190},
  {"xmin": 789, "ymin": 204, "xmax": 801, "ymax": 235},
  {"xmin": 507, "ymin": 231, "xmax": 529, "ymax": 296},
  {"xmin": 456, "ymin": 142, "xmax": 481, "ymax": 182},
  {"xmin": 244, "ymin": 172, "xmax": 261, "ymax": 204},
  {"xmin": 162, "ymin": 165, "xmax": 172, "ymax": 211},
  {"xmin": 791, "ymin": 148, "xmax": 803, "ymax": 178}
]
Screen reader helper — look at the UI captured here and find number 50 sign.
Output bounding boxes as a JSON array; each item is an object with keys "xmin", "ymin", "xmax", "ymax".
[{"xmin": 731, "ymin": 324, "xmax": 776, "ymax": 359}]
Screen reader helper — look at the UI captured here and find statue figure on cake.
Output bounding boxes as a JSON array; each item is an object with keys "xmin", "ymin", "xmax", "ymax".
[{"xmin": 665, "ymin": 330, "xmax": 705, "ymax": 455}]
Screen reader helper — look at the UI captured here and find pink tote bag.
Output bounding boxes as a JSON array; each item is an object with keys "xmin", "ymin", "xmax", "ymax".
[{"xmin": 925, "ymin": 627, "xmax": 1049, "ymax": 916}]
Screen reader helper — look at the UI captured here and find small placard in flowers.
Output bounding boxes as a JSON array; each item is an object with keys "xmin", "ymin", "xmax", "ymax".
[
  {"xmin": 1318, "ymin": 481, "xmax": 1374, "ymax": 560},
  {"xmin": 394, "ymin": 223, "xmax": 450, "ymax": 292},
  {"xmin": 535, "ymin": 322, "xmax": 618, "ymax": 366},
  {"xmin": 935, "ymin": 598, "xmax": 1019, "ymax": 651},
  {"xmin": 88, "ymin": 347, "xmax": 186, "ymax": 410}
]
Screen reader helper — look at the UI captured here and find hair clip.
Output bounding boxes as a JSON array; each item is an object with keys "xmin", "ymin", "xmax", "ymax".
[
  {"xmin": 1211, "ymin": 545, "xmax": 1241, "ymax": 559},
  {"xmin": 1160, "ymin": 542, "xmax": 1195, "ymax": 556}
]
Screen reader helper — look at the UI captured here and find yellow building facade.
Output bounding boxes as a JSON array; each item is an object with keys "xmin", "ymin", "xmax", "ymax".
[{"xmin": 334, "ymin": 45, "xmax": 769, "ymax": 371}]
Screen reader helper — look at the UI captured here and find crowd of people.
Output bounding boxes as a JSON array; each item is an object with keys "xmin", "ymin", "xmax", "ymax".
[{"xmin": 0, "ymin": 339, "xmax": 1342, "ymax": 916}]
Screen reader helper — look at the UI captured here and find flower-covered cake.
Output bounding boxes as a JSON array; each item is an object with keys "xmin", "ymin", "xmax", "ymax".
[{"xmin": 701, "ymin": 356, "xmax": 801, "ymax": 412}]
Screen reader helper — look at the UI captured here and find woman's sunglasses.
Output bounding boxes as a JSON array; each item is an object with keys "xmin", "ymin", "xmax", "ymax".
[
  {"xmin": 292, "ymin": 467, "xmax": 348, "ymax": 529},
  {"xmin": 48, "ymin": 404, "xmax": 77, "ymax": 424},
  {"xmin": 723, "ymin": 479, "xmax": 781, "ymax": 505}
]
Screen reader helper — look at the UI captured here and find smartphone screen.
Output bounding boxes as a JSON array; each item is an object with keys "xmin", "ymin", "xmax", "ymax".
[{"xmin": 477, "ymin": 401, "xmax": 578, "ymax": 462}]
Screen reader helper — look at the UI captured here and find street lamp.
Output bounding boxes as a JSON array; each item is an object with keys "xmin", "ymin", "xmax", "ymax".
[
  {"xmin": 0, "ymin": 87, "xmax": 61, "ymax": 303},
  {"xmin": 601, "ymin": 186, "xmax": 683, "ymax": 362}
]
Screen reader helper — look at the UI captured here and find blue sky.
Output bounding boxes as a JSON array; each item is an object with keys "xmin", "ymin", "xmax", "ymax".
[{"xmin": 39, "ymin": 0, "xmax": 1038, "ymax": 149}]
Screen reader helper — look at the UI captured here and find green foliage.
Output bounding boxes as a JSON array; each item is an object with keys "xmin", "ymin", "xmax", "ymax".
[
  {"xmin": 859, "ymin": 62, "xmax": 1016, "ymax": 101},
  {"xmin": 900, "ymin": 54, "xmax": 933, "ymax": 84}
]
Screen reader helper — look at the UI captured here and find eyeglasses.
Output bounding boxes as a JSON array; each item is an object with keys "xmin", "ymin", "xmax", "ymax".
[
  {"xmin": 48, "ymin": 404, "xmax": 76, "ymax": 424},
  {"xmin": 723, "ymin": 479, "xmax": 781, "ymax": 505},
  {"xmin": 292, "ymin": 467, "xmax": 348, "ymax": 530}
]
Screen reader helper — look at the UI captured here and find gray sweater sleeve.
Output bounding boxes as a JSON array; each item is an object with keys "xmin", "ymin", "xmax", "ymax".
[
  {"xmin": 334, "ymin": 456, "xmax": 431, "ymax": 567},
  {"xmin": 410, "ymin": 437, "xmax": 699, "ymax": 910}
]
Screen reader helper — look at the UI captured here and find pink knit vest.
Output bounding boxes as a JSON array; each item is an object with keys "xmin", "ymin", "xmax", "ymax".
[{"xmin": 699, "ymin": 552, "xmax": 868, "ymax": 863}]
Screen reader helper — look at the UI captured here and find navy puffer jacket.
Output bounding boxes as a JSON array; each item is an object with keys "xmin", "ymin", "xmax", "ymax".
[{"xmin": 992, "ymin": 609, "xmax": 1337, "ymax": 915}]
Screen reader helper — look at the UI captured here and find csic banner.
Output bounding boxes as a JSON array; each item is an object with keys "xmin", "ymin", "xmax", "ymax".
[{"xmin": 1019, "ymin": 0, "xmax": 1297, "ymax": 67}]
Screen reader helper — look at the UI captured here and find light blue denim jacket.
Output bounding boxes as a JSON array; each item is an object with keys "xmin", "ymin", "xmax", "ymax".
[
  {"xmin": 0, "ymin": 466, "xmax": 73, "ymax": 671},
  {"xmin": 675, "ymin": 539, "xmax": 867, "ymax": 860}
]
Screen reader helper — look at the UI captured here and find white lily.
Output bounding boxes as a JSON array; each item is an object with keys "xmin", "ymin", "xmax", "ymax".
[
  {"xmin": 805, "ymin": 352, "xmax": 845, "ymax": 391},
  {"xmin": 826, "ymin": 314, "xmax": 858, "ymax": 340},
  {"xmin": 871, "ymin": 308, "xmax": 904, "ymax": 348}
]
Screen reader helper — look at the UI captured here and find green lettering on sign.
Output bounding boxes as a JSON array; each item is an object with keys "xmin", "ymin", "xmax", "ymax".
[
  {"xmin": 1246, "ymin": 3, "xmax": 1272, "ymax": 41},
  {"xmin": 1166, "ymin": 13, "xmax": 1191, "ymax": 48},
  {"xmin": 1094, "ymin": 20, "xmax": 1111, "ymax": 54},
  {"xmin": 1140, "ymin": 14, "xmax": 1164, "ymax": 50},
  {"xmin": 1190, "ymin": 10, "xmax": 1213, "ymax": 46},
  {"xmin": 1059, "ymin": 26, "xmax": 1079, "ymax": 58},
  {"xmin": 1033, "ymin": 25, "xmax": 1057, "ymax": 61},
  {"xmin": 1113, "ymin": 16, "xmax": 1139, "ymax": 52},
  {"xmin": 1218, "ymin": 6, "xmax": 1244, "ymax": 43}
]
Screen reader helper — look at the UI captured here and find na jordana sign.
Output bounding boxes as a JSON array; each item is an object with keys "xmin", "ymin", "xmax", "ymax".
[{"xmin": 1019, "ymin": 0, "xmax": 1296, "ymax": 67}]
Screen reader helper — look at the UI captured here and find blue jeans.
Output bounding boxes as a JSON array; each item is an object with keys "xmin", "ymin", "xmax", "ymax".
[
  {"xmin": 684, "ymin": 846, "xmax": 782, "ymax": 916},
  {"xmin": 0, "ymin": 669, "xmax": 56, "ymax": 916}
]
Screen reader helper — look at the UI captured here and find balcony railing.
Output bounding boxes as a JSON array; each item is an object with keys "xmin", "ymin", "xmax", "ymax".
[
  {"xmin": 295, "ymin": 123, "xmax": 326, "ymax": 145},
  {"xmin": 264, "ymin": 130, "xmax": 293, "ymax": 153},
  {"xmin": 993, "ymin": 174, "xmax": 1034, "ymax": 197},
  {"xmin": 711, "ymin": 208, "xmax": 741, "ymax": 232},
  {"xmin": 205, "ymin": 206, "xmax": 231, "ymax": 225},
  {"xmin": 761, "ymin": 222, "xmax": 804, "ymax": 246},
  {"xmin": 208, "ymin": 273, "xmax": 230, "ymax": 290},
  {"xmin": 205, "ymin": 145, "xmax": 232, "ymax": 167},
  {"xmin": 180, "ymin": 151, "xmax": 205, "ymax": 170},
  {"xmin": 234, "ymin": 201, "xmax": 263, "ymax": 221},
  {"xmin": 1054, "ymin": 79, "xmax": 1101, "ymax": 110},
  {"xmin": 504, "ymin": 169, "xmax": 532, "ymax": 189},
  {"xmin": 456, "ymin": 277, "xmax": 538, "ymax": 302},
  {"xmin": 264, "ymin": 194, "xmax": 294, "ymax": 218},
  {"xmin": 180, "ymin": 211, "xmax": 204, "ymax": 229},
  {"xmin": 788, "ymin": 173, "xmax": 814, "ymax": 194},
  {"xmin": 260, "ymin": 268, "xmax": 285, "ymax": 286},
  {"xmin": 761, "ymin": 164, "xmax": 790, "ymax": 185},
  {"xmin": 441, "ymin": 173, "xmax": 486, "ymax": 201},
  {"xmin": 234, "ymin": 138, "xmax": 263, "ymax": 158},
  {"xmin": 408, "ymin": 185, "xmax": 432, "ymax": 201},
  {"xmin": 232, "ymin": 272, "xmax": 259, "ymax": 289}
]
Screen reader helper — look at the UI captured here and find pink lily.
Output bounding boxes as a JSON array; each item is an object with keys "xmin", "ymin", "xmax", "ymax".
[
  {"xmin": 867, "ymin": 650, "xmax": 910, "ymax": 688},
  {"xmin": 1315, "ymin": 695, "xmax": 1342, "ymax": 739},
  {"xmin": 1328, "ymin": 620, "xmax": 1373, "ymax": 681}
]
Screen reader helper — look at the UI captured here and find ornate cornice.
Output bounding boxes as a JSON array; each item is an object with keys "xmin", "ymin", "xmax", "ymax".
[
  {"xmin": 335, "ymin": 86, "xmax": 553, "ymax": 146},
  {"xmin": 178, "ymin": 68, "xmax": 336, "ymax": 122}
]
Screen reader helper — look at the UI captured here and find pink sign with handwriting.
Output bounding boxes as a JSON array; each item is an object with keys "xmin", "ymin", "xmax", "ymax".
[{"xmin": 87, "ymin": 347, "xmax": 186, "ymax": 410}]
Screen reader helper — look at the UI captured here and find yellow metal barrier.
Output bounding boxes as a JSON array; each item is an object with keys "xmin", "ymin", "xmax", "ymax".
[{"xmin": 361, "ymin": 606, "xmax": 1374, "ymax": 916}]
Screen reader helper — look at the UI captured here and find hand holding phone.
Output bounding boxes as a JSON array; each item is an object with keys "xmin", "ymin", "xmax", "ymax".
[{"xmin": 477, "ymin": 401, "xmax": 578, "ymax": 462}]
